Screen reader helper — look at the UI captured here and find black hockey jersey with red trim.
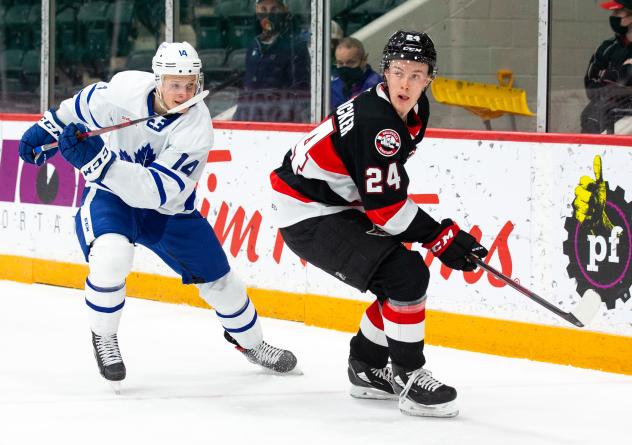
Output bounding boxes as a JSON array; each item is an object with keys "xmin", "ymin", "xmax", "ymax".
[{"xmin": 270, "ymin": 83, "xmax": 439, "ymax": 242}]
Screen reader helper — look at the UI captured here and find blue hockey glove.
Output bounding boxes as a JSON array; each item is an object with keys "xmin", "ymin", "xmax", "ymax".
[
  {"xmin": 59, "ymin": 122, "xmax": 116, "ymax": 182},
  {"xmin": 18, "ymin": 109, "xmax": 65, "ymax": 165}
]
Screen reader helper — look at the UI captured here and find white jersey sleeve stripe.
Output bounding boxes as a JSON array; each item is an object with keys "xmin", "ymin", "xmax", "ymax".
[
  {"xmin": 149, "ymin": 170, "xmax": 167, "ymax": 206},
  {"xmin": 149, "ymin": 162, "xmax": 186, "ymax": 191}
]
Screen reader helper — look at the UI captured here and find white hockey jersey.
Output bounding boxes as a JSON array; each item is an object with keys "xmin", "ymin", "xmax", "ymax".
[{"xmin": 55, "ymin": 71, "xmax": 213, "ymax": 215}]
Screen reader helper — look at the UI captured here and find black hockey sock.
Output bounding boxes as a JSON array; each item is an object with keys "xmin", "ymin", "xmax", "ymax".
[{"xmin": 349, "ymin": 330, "xmax": 389, "ymax": 368}]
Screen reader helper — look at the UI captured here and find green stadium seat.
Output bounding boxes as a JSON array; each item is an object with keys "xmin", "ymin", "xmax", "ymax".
[
  {"xmin": 124, "ymin": 49, "xmax": 154, "ymax": 71},
  {"xmin": 226, "ymin": 48, "xmax": 247, "ymax": 72},
  {"xmin": 56, "ymin": 7, "xmax": 82, "ymax": 64},
  {"xmin": 5, "ymin": 4, "xmax": 32, "ymax": 50},
  {"xmin": 2, "ymin": 49, "xmax": 25, "ymax": 91},
  {"xmin": 108, "ymin": 1, "xmax": 135, "ymax": 57},
  {"xmin": 78, "ymin": 1, "xmax": 111, "ymax": 64},
  {"xmin": 21, "ymin": 48, "xmax": 40, "ymax": 91},
  {"xmin": 226, "ymin": 23, "xmax": 256, "ymax": 50}
]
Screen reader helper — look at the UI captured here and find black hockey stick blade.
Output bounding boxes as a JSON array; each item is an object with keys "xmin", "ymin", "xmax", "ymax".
[{"xmin": 468, "ymin": 255, "xmax": 601, "ymax": 328}]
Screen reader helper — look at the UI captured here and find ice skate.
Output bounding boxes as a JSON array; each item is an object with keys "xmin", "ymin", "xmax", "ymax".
[
  {"xmin": 92, "ymin": 331, "xmax": 126, "ymax": 394},
  {"xmin": 347, "ymin": 357, "xmax": 398, "ymax": 400},
  {"xmin": 224, "ymin": 331, "xmax": 297, "ymax": 373},
  {"xmin": 392, "ymin": 365, "xmax": 458, "ymax": 417}
]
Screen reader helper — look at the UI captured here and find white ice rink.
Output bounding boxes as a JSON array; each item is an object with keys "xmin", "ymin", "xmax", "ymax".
[{"xmin": 1, "ymin": 280, "xmax": 631, "ymax": 445}]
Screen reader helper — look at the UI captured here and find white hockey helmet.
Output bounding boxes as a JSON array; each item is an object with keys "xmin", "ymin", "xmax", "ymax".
[{"xmin": 152, "ymin": 41, "xmax": 203, "ymax": 93}]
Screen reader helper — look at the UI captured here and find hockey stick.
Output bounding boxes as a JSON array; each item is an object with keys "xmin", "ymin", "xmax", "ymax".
[
  {"xmin": 34, "ymin": 90, "xmax": 210, "ymax": 159},
  {"xmin": 467, "ymin": 255, "xmax": 601, "ymax": 328}
]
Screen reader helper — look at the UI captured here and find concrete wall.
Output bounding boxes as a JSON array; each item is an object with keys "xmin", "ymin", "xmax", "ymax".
[{"xmin": 354, "ymin": 0, "xmax": 611, "ymax": 133}]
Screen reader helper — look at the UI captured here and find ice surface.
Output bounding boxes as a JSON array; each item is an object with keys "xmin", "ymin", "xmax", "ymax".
[{"xmin": 1, "ymin": 280, "xmax": 630, "ymax": 445}]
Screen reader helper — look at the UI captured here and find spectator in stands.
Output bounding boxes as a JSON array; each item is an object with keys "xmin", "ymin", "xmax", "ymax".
[
  {"xmin": 233, "ymin": 0, "xmax": 310, "ymax": 123},
  {"xmin": 581, "ymin": 0, "xmax": 632, "ymax": 133},
  {"xmin": 331, "ymin": 37, "xmax": 382, "ymax": 110}
]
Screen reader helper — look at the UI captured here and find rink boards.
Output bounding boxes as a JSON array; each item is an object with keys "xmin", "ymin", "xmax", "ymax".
[{"xmin": 1, "ymin": 115, "xmax": 632, "ymax": 374}]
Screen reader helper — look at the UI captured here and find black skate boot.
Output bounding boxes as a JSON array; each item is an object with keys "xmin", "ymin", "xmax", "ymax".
[
  {"xmin": 92, "ymin": 331, "xmax": 126, "ymax": 391},
  {"xmin": 392, "ymin": 364, "xmax": 458, "ymax": 417},
  {"xmin": 348, "ymin": 357, "xmax": 398, "ymax": 400},
  {"xmin": 224, "ymin": 331, "xmax": 297, "ymax": 373}
]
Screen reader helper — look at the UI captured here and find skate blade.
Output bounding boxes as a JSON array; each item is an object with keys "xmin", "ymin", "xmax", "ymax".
[
  {"xmin": 399, "ymin": 397, "xmax": 459, "ymax": 418},
  {"xmin": 350, "ymin": 384, "xmax": 399, "ymax": 400},
  {"xmin": 108, "ymin": 380, "xmax": 122, "ymax": 395},
  {"xmin": 256, "ymin": 365, "xmax": 304, "ymax": 376}
]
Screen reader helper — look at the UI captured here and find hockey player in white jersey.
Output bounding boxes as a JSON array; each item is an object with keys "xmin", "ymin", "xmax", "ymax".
[{"xmin": 18, "ymin": 42, "xmax": 297, "ymax": 390}]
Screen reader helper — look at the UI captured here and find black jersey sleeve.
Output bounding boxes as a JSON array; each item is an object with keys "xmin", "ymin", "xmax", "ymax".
[{"xmin": 342, "ymin": 109, "xmax": 438, "ymax": 242}]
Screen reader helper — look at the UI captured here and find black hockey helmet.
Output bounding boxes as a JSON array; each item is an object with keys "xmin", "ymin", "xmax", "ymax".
[{"xmin": 381, "ymin": 30, "xmax": 437, "ymax": 78}]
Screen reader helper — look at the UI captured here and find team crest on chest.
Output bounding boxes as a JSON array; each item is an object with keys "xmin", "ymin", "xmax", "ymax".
[{"xmin": 375, "ymin": 129, "xmax": 401, "ymax": 157}]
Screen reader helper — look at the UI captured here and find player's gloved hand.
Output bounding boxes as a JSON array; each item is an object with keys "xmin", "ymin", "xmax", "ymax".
[
  {"xmin": 59, "ymin": 122, "xmax": 116, "ymax": 182},
  {"xmin": 422, "ymin": 219, "xmax": 488, "ymax": 271},
  {"xmin": 18, "ymin": 110, "xmax": 64, "ymax": 165},
  {"xmin": 573, "ymin": 154, "xmax": 613, "ymax": 234}
]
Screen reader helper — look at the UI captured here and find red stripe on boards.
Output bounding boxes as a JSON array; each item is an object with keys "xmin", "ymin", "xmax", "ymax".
[{"xmin": 382, "ymin": 300, "xmax": 426, "ymax": 325}]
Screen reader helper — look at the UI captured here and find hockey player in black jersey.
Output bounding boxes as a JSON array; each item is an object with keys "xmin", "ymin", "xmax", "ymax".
[{"xmin": 269, "ymin": 30, "xmax": 488, "ymax": 417}]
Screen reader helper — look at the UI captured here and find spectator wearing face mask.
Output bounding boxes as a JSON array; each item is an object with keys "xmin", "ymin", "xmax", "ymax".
[
  {"xmin": 331, "ymin": 37, "xmax": 382, "ymax": 110},
  {"xmin": 233, "ymin": 0, "xmax": 311, "ymax": 123},
  {"xmin": 581, "ymin": 0, "xmax": 632, "ymax": 133}
]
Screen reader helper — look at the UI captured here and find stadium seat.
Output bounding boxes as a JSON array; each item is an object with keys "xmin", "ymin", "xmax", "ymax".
[
  {"xmin": 56, "ymin": 7, "xmax": 82, "ymax": 64},
  {"xmin": 226, "ymin": 48, "xmax": 247, "ymax": 72},
  {"xmin": 78, "ymin": 1, "xmax": 111, "ymax": 66},
  {"xmin": 286, "ymin": 0, "xmax": 310, "ymax": 16},
  {"xmin": 332, "ymin": 0, "xmax": 352, "ymax": 16},
  {"xmin": 2, "ymin": 49, "xmax": 25, "ymax": 92},
  {"xmin": 199, "ymin": 48, "xmax": 234, "ymax": 83},
  {"xmin": 226, "ymin": 23, "xmax": 256, "ymax": 50},
  {"xmin": 21, "ymin": 48, "xmax": 40, "ymax": 91},
  {"xmin": 124, "ymin": 49, "xmax": 154, "ymax": 72},
  {"xmin": 197, "ymin": 23, "xmax": 224, "ymax": 49},
  {"xmin": 5, "ymin": 4, "xmax": 32, "ymax": 50},
  {"xmin": 28, "ymin": 4, "xmax": 41, "ymax": 48},
  {"xmin": 108, "ymin": 1, "xmax": 135, "ymax": 57}
]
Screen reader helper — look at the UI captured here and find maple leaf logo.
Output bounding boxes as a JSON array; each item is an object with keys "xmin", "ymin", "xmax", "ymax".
[
  {"xmin": 118, "ymin": 144, "xmax": 156, "ymax": 167},
  {"xmin": 119, "ymin": 150, "xmax": 133, "ymax": 162},
  {"xmin": 134, "ymin": 144, "xmax": 156, "ymax": 166}
]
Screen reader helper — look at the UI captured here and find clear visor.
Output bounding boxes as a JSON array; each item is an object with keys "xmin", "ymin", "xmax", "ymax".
[{"xmin": 161, "ymin": 76, "xmax": 199, "ymax": 94}]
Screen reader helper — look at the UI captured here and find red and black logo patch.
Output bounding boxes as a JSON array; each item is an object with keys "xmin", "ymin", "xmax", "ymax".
[{"xmin": 374, "ymin": 129, "xmax": 401, "ymax": 157}]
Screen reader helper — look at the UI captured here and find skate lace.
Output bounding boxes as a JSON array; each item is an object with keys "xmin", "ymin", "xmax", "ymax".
[
  {"xmin": 400, "ymin": 368, "xmax": 442, "ymax": 400},
  {"xmin": 95, "ymin": 334, "xmax": 123, "ymax": 366},
  {"xmin": 371, "ymin": 366, "xmax": 393, "ymax": 382},
  {"xmin": 251, "ymin": 341, "xmax": 284, "ymax": 366}
]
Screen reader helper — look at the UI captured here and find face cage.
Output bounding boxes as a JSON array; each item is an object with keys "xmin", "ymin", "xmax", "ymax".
[{"xmin": 380, "ymin": 54, "xmax": 438, "ymax": 79}]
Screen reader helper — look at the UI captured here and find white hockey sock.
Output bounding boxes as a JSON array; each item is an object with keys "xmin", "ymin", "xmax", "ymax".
[
  {"xmin": 197, "ymin": 271, "xmax": 263, "ymax": 349},
  {"xmin": 85, "ymin": 278, "xmax": 126, "ymax": 336}
]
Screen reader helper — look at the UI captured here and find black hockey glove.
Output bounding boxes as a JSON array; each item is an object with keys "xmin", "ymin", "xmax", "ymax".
[{"xmin": 422, "ymin": 219, "xmax": 488, "ymax": 271}]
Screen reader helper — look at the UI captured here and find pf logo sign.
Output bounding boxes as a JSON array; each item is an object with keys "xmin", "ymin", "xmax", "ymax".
[{"xmin": 563, "ymin": 155, "xmax": 632, "ymax": 309}]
